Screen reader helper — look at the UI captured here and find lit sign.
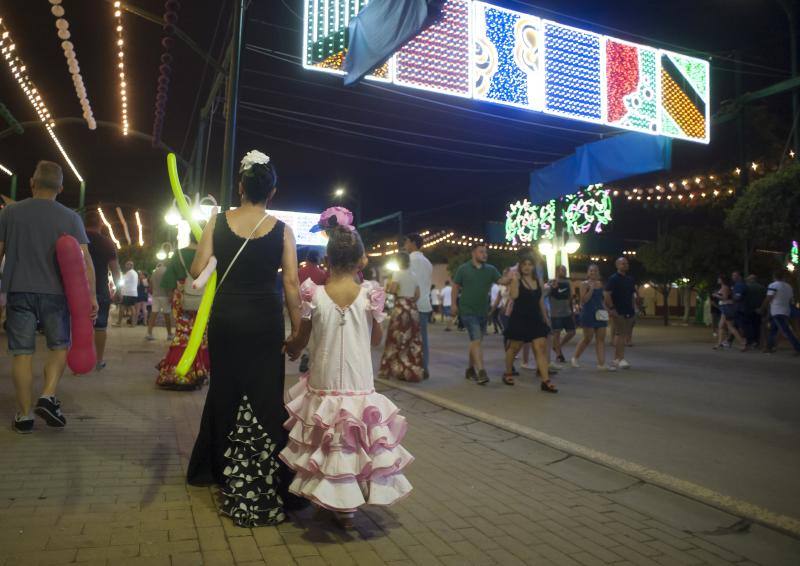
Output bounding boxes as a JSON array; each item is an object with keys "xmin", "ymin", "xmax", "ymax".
[
  {"xmin": 177, "ymin": 208, "xmax": 327, "ymax": 249},
  {"xmin": 303, "ymin": 0, "xmax": 711, "ymax": 143}
]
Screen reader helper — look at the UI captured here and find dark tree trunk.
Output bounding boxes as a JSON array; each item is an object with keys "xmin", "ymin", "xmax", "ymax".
[{"xmin": 662, "ymin": 285, "xmax": 671, "ymax": 326}]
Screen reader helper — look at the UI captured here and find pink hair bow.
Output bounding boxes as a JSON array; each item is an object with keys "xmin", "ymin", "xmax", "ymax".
[{"xmin": 318, "ymin": 207, "xmax": 355, "ymax": 232}]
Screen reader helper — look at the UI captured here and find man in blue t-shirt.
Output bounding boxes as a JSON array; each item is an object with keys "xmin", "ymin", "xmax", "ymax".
[
  {"xmin": 0, "ymin": 161, "xmax": 97, "ymax": 434},
  {"xmin": 605, "ymin": 257, "xmax": 636, "ymax": 370}
]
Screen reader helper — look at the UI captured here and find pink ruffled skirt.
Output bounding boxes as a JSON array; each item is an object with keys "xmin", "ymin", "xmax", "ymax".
[{"xmin": 279, "ymin": 374, "xmax": 413, "ymax": 513}]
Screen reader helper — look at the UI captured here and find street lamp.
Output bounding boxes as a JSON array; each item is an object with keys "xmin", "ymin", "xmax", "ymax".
[{"xmin": 334, "ymin": 187, "xmax": 345, "ymax": 198}]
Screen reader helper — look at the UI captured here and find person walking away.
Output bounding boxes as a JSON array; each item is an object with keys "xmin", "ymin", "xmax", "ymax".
[
  {"xmin": 156, "ymin": 233, "xmax": 210, "ymax": 389},
  {"xmin": 490, "ymin": 282, "xmax": 503, "ymax": 334},
  {"xmin": 283, "ymin": 212, "xmax": 412, "ymax": 528},
  {"xmin": 147, "ymin": 262, "xmax": 173, "ymax": 341},
  {"xmin": 441, "ymin": 280, "xmax": 453, "ymax": 330},
  {"xmin": 764, "ymin": 270, "xmax": 800, "ymax": 354},
  {"xmin": 135, "ymin": 270, "xmax": 149, "ymax": 326},
  {"xmin": 502, "ymin": 254, "xmax": 557, "ymax": 391},
  {"xmin": 297, "ymin": 249, "xmax": 328, "ymax": 372},
  {"xmin": 549, "ymin": 265, "xmax": 576, "ymax": 364},
  {"xmin": 85, "ymin": 210, "xmax": 121, "ymax": 371},
  {"xmin": 116, "ymin": 261, "xmax": 138, "ymax": 326},
  {"xmin": 731, "ymin": 271, "xmax": 748, "ymax": 338},
  {"xmin": 712, "ymin": 275, "xmax": 747, "ymax": 351},
  {"xmin": 405, "ymin": 234, "xmax": 433, "ymax": 379},
  {"xmin": 0, "ymin": 160, "xmax": 98, "ymax": 433},
  {"xmin": 605, "ymin": 257, "xmax": 637, "ymax": 369},
  {"xmin": 452, "ymin": 243, "xmax": 511, "ymax": 385},
  {"xmin": 379, "ymin": 252, "xmax": 424, "ymax": 382},
  {"xmin": 744, "ymin": 274, "xmax": 766, "ymax": 349},
  {"xmin": 187, "ymin": 150, "xmax": 305, "ymax": 525},
  {"xmin": 430, "ymin": 284, "xmax": 441, "ymax": 323},
  {"xmin": 571, "ymin": 264, "xmax": 614, "ymax": 370}
]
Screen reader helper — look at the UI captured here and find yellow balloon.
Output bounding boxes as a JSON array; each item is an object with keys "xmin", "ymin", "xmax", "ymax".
[
  {"xmin": 166, "ymin": 152, "xmax": 217, "ymax": 378},
  {"xmin": 176, "ymin": 272, "xmax": 216, "ymax": 378},
  {"xmin": 167, "ymin": 152, "xmax": 203, "ymax": 241}
]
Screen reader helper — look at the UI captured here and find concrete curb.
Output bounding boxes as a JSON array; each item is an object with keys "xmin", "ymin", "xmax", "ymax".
[{"xmin": 376, "ymin": 377, "xmax": 800, "ymax": 540}]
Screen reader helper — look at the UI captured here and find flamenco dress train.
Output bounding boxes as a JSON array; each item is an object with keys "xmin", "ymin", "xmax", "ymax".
[{"xmin": 187, "ymin": 215, "xmax": 293, "ymax": 527}]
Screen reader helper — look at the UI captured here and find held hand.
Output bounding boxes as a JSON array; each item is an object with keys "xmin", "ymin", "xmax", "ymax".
[{"xmin": 283, "ymin": 332, "xmax": 304, "ymax": 361}]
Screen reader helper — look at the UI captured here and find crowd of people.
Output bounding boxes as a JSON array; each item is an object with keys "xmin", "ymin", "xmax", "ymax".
[
  {"xmin": 711, "ymin": 270, "xmax": 800, "ymax": 354},
  {"xmin": 0, "ymin": 155, "xmax": 797, "ymax": 531}
]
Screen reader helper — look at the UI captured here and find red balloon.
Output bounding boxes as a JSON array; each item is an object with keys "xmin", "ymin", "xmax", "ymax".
[{"xmin": 56, "ymin": 234, "xmax": 96, "ymax": 374}]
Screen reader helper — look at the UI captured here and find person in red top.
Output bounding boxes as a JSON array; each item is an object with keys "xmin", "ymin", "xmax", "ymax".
[
  {"xmin": 298, "ymin": 249, "xmax": 328, "ymax": 285},
  {"xmin": 297, "ymin": 249, "xmax": 327, "ymax": 372}
]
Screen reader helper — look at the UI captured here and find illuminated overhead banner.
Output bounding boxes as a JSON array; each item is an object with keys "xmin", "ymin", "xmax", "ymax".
[{"xmin": 303, "ymin": 0, "xmax": 711, "ymax": 143}]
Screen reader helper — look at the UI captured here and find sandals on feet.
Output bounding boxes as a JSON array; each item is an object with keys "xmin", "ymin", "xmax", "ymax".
[
  {"xmin": 502, "ymin": 373, "xmax": 515, "ymax": 386},
  {"xmin": 540, "ymin": 380, "xmax": 558, "ymax": 393}
]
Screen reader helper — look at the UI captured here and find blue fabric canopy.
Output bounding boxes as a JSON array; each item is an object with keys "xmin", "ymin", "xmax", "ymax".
[
  {"xmin": 344, "ymin": 0, "xmax": 443, "ymax": 86},
  {"xmin": 529, "ymin": 133, "xmax": 673, "ymax": 204}
]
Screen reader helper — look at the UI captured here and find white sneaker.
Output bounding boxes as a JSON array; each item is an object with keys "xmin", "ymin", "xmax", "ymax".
[
  {"xmin": 616, "ymin": 359, "xmax": 631, "ymax": 370},
  {"xmin": 597, "ymin": 364, "xmax": 617, "ymax": 371},
  {"xmin": 550, "ymin": 361, "xmax": 565, "ymax": 370},
  {"xmin": 570, "ymin": 357, "xmax": 580, "ymax": 368},
  {"xmin": 521, "ymin": 363, "xmax": 535, "ymax": 370}
]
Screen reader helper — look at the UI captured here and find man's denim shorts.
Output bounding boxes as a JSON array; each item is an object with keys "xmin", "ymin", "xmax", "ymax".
[
  {"xmin": 5, "ymin": 293, "xmax": 70, "ymax": 355},
  {"xmin": 461, "ymin": 314, "xmax": 487, "ymax": 341}
]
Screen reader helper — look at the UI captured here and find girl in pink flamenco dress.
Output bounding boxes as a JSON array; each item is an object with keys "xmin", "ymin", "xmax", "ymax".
[{"xmin": 282, "ymin": 209, "xmax": 413, "ymax": 527}]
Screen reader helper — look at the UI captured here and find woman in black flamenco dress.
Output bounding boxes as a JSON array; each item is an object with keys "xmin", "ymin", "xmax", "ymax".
[{"xmin": 186, "ymin": 152, "xmax": 304, "ymax": 526}]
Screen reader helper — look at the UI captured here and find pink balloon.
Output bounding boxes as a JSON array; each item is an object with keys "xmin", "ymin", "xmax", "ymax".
[{"xmin": 56, "ymin": 235, "xmax": 96, "ymax": 374}]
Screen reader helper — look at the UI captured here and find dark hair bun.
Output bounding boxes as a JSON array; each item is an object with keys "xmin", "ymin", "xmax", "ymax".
[
  {"xmin": 326, "ymin": 226, "xmax": 365, "ymax": 273},
  {"xmin": 241, "ymin": 162, "xmax": 278, "ymax": 204}
]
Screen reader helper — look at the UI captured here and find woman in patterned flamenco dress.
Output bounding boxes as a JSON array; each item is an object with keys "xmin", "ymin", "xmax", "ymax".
[
  {"xmin": 283, "ymin": 208, "xmax": 413, "ymax": 528},
  {"xmin": 186, "ymin": 150, "xmax": 305, "ymax": 526},
  {"xmin": 378, "ymin": 252, "xmax": 424, "ymax": 382}
]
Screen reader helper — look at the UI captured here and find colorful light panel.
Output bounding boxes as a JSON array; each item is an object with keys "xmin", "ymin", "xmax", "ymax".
[
  {"xmin": 563, "ymin": 186, "xmax": 613, "ymax": 235},
  {"xmin": 394, "ymin": 0, "xmax": 471, "ymax": 97},
  {"xmin": 605, "ymin": 38, "xmax": 659, "ymax": 134},
  {"xmin": 472, "ymin": 2, "xmax": 543, "ymax": 110},
  {"xmin": 301, "ymin": 0, "xmax": 711, "ymax": 144},
  {"xmin": 660, "ymin": 50, "xmax": 709, "ymax": 143},
  {"xmin": 542, "ymin": 21, "xmax": 603, "ymax": 123},
  {"xmin": 505, "ymin": 199, "xmax": 555, "ymax": 244},
  {"xmin": 302, "ymin": 0, "xmax": 390, "ymax": 81}
]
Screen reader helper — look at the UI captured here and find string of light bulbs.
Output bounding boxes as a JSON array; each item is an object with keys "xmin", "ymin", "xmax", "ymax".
[
  {"xmin": 113, "ymin": 1, "xmax": 130, "ymax": 135},
  {"xmin": 98, "ymin": 207, "xmax": 121, "ymax": 249},
  {"xmin": 0, "ymin": 18, "xmax": 84, "ymax": 183},
  {"xmin": 135, "ymin": 211, "xmax": 144, "ymax": 246},
  {"xmin": 48, "ymin": 0, "xmax": 96, "ymax": 130}
]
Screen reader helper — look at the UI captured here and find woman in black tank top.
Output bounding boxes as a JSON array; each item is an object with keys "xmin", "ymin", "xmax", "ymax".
[{"xmin": 186, "ymin": 152, "xmax": 305, "ymax": 526}]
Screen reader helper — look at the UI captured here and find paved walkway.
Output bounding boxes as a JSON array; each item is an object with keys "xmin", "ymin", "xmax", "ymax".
[{"xmin": 0, "ymin": 325, "xmax": 798, "ymax": 565}]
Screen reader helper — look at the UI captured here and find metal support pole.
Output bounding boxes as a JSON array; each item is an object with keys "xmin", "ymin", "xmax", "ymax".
[
  {"xmin": 79, "ymin": 182, "xmax": 86, "ymax": 218},
  {"xmin": 10, "ymin": 174, "xmax": 17, "ymax": 200},
  {"xmin": 220, "ymin": 0, "xmax": 246, "ymax": 211}
]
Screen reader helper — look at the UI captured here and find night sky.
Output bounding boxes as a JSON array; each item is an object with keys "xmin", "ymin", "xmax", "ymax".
[{"xmin": 0, "ymin": 0, "xmax": 794, "ymax": 244}]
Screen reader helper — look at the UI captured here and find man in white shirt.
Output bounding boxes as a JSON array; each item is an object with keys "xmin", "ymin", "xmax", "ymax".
[
  {"xmin": 430, "ymin": 286, "xmax": 441, "ymax": 322},
  {"xmin": 764, "ymin": 271, "xmax": 800, "ymax": 354},
  {"xmin": 405, "ymin": 234, "xmax": 433, "ymax": 379},
  {"xmin": 441, "ymin": 281, "xmax": 453, "ymax": 330},
  {"xmin": 116, "ymin": 261, "xmax": 139, "ymax": 327}
]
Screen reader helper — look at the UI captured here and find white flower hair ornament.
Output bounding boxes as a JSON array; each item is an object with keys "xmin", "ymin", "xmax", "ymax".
[{"xmin": 239, "ymin": 150, "xmax": 271, "ymax": 173}]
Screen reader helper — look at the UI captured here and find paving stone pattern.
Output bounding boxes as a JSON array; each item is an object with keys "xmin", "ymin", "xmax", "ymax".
[{"xmin": 0, "ymin": 329, "xmax": 787, "ymax": 565}]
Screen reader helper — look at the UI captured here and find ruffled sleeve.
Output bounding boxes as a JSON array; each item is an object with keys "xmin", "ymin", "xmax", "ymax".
[
  {"xmin": 361, "ymin": 281, "xmax": 387, "ymax": 324},
  {"xmin": 300, "ymin": 278, "xmax": 319, "ymax": 320}
]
